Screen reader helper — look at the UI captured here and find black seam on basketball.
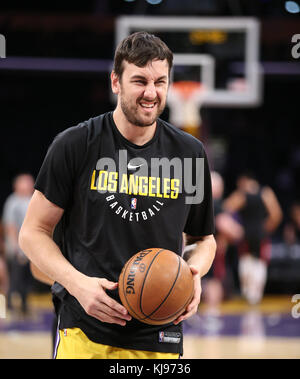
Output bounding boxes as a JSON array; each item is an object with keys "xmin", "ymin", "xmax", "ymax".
[
  {"xmin": 121, "ymin": 249, "xmax": 155, "ymax": 322},
  {"xmin": 148, "ymin": 284, "xmax": 194, "ymax": 321},
  {"xmin": 139, "ymin": 249, "xmax": 165, "ymax": 318},
  {"xmin": 141, "ymin": 253, "xmax": 182, "ymax": 320},
  {"xmin": 121, "ymin": 255, "xmax": 145, "ymax": 321}
]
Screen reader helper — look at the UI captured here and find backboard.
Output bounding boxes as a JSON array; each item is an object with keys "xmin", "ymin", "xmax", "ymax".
[{"xmin": 116, "ymin": 16, "xmax": 263, "ymax": 107}]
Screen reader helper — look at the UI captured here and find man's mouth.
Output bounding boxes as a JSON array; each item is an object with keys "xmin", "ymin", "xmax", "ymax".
[{"xmin": 139, "ymin": 101, "xmax": 157, "ymax": 110}]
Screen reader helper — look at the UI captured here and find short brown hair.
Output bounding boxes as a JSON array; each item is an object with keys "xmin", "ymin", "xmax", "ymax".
[{"xmin": 113, "ymin": 31, "xmax": 173, "ymax": 78}]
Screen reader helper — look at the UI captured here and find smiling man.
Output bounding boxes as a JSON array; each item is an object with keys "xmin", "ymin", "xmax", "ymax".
[
  {"xmin": 19, "ymin": 32, "xmax": 216, "ymax": 359},
  {"xmin": 114, "ymin": 59, "xmax": 168, "ymax": 127}
]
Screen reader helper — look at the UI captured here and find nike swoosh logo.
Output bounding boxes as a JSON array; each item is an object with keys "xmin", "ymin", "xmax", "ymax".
[{"xmin": 127, "ymin": 163, "xmax": 144, "ymax": 170}]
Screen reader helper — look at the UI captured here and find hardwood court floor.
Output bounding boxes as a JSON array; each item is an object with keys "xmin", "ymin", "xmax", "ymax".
[
  {"xmin": 182, "ymin": 295, "xmax": 300, "ymax": 359},
  {"xmin": 0, "ymin": 332, "xmax": 52, "ymax": 359},
  {"xmin": 183, "ymin": 336, "xmax": 300, "ymax": 359},
  {"xmin": 0, "ymin": 293, "xmax": 299, "ymax": 359}
]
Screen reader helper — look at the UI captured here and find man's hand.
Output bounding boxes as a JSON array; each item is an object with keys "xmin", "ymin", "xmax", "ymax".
[
  {"xmin": 173, "ymin": 234, "xmax": 216, "ymax": 325},
  {"xmin": 19, "ymin": 191, "xmax": 132, "ymax": 327},
  {"xmin": 70, "ymin": 275, "xmax": 132, "ymax": 326},
  {"xmin": 173, "ymin": 265, "xmax": 201, "ymax": 325}
]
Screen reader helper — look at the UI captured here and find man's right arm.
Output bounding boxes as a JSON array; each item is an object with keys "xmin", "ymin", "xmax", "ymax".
[
  {"xmin": 19, "ymin": 190, "xmax": 79, "ymax": 289},
  {"xmin": 19, "ymin": 190, "xmax": 131, "ymax": 326}
]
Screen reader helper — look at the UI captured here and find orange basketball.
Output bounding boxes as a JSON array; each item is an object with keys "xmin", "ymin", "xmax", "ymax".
[{"xmin": 118, "ymin": 248, "xmax": 194, "ymax": 325}]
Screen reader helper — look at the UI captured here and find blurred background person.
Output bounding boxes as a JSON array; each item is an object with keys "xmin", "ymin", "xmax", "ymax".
[
  {"xmin": 2, "ymin": 173, "xmax": 34, "ymax": 316},
  {"xmin": 283, "ymin": 201, "xmax": 300, "ymax": 245},
  {"xmin": 223, "ymin": 172, "xmax": 283, "ymax": 305},
  {"xmin": 202, "ymin": 171, "xmax": 244, "ymax": 314}
]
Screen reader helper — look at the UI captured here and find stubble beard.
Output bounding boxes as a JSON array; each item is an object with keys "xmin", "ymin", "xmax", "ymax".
[{"xmin": 120, "ymin": 93, "xmax": 165, "ymax": 127}]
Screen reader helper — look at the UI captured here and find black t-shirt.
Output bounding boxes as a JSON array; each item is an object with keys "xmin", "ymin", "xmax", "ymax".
[{"xmin": 35, "ymin": 112, "xmax": 214, "ymax": 354}]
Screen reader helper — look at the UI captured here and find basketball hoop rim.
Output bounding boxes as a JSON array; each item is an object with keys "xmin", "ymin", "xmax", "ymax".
[{"xmin": 168, "ymin": 80, "xmax": 207, "ymax": 101}]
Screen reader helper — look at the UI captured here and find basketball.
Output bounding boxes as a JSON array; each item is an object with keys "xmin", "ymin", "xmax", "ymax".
[{"xmin": 118, "ymin": 248, "xmax": 194, "ymax": 325}]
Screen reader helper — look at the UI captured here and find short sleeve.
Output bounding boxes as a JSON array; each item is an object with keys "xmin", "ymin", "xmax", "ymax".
[
  {"xmin": 184, "ymin": 146, "xmax": 215, "ymax": 237},
  {"xmin": 34, "ymin": 124, "xmax": 88, "ymax": 209}
]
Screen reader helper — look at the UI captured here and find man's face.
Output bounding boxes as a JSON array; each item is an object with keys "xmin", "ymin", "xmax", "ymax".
[{"xmin": 112, "ymin": 59, "xmax": 169, "ymax": 127}]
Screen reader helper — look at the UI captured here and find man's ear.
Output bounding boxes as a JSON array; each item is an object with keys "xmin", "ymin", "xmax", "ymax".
[{"xmin": 111, "ymin": 71, "xmax": 120, "ymax": 95}]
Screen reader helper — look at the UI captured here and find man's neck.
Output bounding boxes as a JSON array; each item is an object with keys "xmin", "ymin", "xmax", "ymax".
[{"xmin": 112, "ymin": 109, "xmax": 157, "ymax": 146}]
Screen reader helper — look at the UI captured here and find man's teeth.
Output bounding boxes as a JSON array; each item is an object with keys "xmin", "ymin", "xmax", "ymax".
[{"xmin": 141, "ymin": 103, "xmax": 155, "ymax": 108}]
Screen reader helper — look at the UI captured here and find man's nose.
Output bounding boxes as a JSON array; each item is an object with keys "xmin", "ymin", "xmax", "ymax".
[{"xmin": 143, "ymin": 82, "xmax": 156, "ymax": 99}]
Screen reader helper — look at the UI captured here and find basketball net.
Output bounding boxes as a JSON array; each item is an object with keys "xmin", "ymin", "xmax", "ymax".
[{"xmin": 168, "ymin": 81, "xmax": 206, "ymax": 138}]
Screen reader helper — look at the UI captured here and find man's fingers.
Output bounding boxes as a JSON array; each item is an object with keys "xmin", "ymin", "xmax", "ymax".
[
  {"xmin": 90, "ymin": 309, "xmax": 128, "ymax": 326},
  {"xmin": 189, "ymin": 265, "xmax": 199, "ymax": 276},
  {"xmin": 173, "ymin": 306, "xmax": 198, "ymax": 325},
  {"xmin": 100, "ymin": 279, "xmax": 118, "ymax": 291},
  {"xmin": 99, "ymin": 302, "xmax": 132, "ymax": 321},
  {"xmin": 100, "ymin": 290, "xmax": 129, "ymax": 316},
  {"xmin": 186, "ymin": 286, "xmax": 201, "ymax": 312},
  {"xmin": 172, "ymin": 266, "xmax": 202, "ymax": 325},
  {"xmin": 97, "ymin": 279, "xmax": 130, "ymax": 318}
]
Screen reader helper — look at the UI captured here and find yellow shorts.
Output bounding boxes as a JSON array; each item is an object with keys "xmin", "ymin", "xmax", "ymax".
[{"xmin": 54, "ymin": 327, "xmax": 179, "ymax": 359}]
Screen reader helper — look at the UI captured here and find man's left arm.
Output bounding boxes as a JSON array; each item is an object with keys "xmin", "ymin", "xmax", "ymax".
[{"xmin": 173, "ymin": 234, "xmax": 216, "ymax": 325}]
